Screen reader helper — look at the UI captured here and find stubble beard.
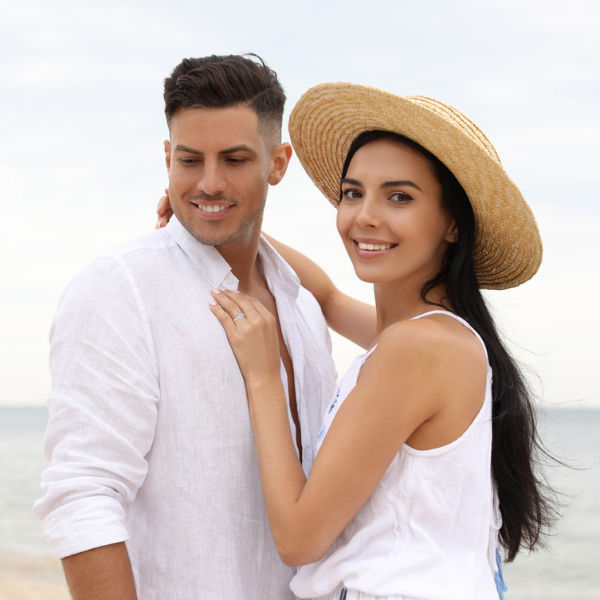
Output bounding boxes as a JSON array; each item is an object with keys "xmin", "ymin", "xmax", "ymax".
[{"xmin": 176, "ymin": 202, "xmax": 265, "ymax": 248}]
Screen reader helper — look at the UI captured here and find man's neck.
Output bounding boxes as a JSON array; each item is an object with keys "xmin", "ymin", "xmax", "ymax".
[{"xmin": 215, "ymin": 234, "xmax": 264, "ymax": 292}]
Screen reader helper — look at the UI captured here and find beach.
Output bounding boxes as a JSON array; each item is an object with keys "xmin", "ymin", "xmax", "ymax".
[{"xmin": 0, "ymin": 553, "xmax": 68, "ymax": 600}]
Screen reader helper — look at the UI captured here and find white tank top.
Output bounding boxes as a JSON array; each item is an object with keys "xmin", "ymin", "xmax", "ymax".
[{"xmin": 290, "ymin": 311, "xmax": 502, "ymax": 600}]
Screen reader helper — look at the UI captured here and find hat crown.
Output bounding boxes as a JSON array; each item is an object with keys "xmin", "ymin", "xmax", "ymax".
[{"xmin": 406, "ymin": 96, "xmax": 502, "ymax": 166}]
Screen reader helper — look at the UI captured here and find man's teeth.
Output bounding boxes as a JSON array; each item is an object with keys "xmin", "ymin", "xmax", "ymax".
[
  {"xmin": 199, "ymin": 204, "xmax": 228, "ymax": 213},
  {"xmin": 357, "ymin": 242, "xmax": 392, "ymax": 251}
]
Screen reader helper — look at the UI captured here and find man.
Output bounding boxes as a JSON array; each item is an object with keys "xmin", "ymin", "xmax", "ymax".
[{"xmin": 35, "ymin": 54, "xmax": 337, "ymax": 600}]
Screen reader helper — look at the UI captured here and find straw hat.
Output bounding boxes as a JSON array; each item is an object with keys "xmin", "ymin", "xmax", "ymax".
[{"xmin": 288, "ymin": 83, "xmax": 542, "ymax": 290}]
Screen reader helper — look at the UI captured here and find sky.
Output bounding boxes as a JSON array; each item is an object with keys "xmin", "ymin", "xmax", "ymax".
[{"xmin": 1, "ymin": 0, "xmax": 599, "ymax": 407}]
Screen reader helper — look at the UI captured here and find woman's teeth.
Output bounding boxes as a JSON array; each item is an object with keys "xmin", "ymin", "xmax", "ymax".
[{"xmin": 357, "ymin": 242, "xmax": 392, "ymax": 251}]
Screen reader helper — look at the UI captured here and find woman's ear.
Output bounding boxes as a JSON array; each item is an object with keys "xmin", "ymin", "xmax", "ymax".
[{"xmin": 445, "ymin": 223, "xmax": 458, "ymax": 243}]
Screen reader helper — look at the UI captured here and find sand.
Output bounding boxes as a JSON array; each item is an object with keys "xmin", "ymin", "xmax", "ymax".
[{"xmin": 0, "ymin": 552, "xmax": 69, "ymax": 600}]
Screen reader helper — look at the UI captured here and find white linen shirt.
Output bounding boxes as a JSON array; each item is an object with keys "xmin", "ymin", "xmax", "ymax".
[{"xmin": 34, "ymin": 216, "xmax": 336, "ymax": 600}]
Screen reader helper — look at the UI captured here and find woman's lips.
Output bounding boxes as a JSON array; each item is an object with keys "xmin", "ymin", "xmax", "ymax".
[{"xmin": 352, "ymin": 238, "xmax": 397, "ymax": 257}]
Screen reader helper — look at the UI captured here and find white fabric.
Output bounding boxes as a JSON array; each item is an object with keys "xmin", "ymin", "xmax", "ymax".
[
  {"xmin": 310, "ymin": 585, "xmax": 422, "ymax": 600},
  {"xmin": 34, "ymin": 216, "xmax": 337, "ymax": 600},
  {"xmin": 291, "ymin": 311, "xmax": 500, "ymax": 600}
]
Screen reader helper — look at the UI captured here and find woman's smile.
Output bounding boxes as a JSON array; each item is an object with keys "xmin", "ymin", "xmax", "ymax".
[
  {"xmin": 353, "ymin": 238, "xmax": 398, "ymax": 257},
  {"xmin": 337, "ymin": 138, "xmax": 456, "ymax": 288}
]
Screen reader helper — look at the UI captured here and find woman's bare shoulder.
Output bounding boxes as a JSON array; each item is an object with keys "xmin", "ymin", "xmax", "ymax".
[{"xmin": 369, "ymin": 313, "xmax": 486, "ymax": 380}]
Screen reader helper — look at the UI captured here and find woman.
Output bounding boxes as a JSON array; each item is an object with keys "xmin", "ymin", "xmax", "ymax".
[{"xmin": 162, "ymin": 85, "xmax": 554, "ymax": 599}]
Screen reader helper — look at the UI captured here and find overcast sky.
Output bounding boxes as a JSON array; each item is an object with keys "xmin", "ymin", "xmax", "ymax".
[{"xmin": 1, "ymin": 0, "xmax": 598, "ymax": 407}]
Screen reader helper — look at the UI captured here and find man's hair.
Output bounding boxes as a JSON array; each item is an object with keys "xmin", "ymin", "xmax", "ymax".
[{"xmin": 164, "ymin": 54, "xmax": 286, "ymax": 144}]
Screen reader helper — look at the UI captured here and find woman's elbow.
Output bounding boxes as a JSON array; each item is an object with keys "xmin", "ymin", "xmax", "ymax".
[{"xmin": 273, "ymin": 531, "xmax": 328, "ymax": 568}]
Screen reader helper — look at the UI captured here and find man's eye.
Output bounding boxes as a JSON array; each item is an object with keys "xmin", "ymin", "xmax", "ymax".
[
  {"xmin": 180, "ymin": 158, "xmax": 199, "ymax": 165},
  {"xmin": 226, "ymin": 157, "xmax": 246, "ymax": 164}
]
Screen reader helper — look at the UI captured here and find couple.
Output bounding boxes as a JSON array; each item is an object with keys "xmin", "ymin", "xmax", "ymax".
[{"xmin": 35, "ymin": 54, "xmax": 553, "ymax": 599}]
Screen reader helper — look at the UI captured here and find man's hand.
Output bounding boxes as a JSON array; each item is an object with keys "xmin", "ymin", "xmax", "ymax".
[
  {"xmin": 62, "ymin": 542, "xmax": 138, "ymax": 600},
  {"xmin": 156, "ymin": 189, "xmax": 173, "ymax": 229}
]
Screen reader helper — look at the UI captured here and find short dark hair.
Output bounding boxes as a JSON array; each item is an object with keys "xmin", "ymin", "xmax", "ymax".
[{"xmin": 163, "ymin": 54, "xmax": 286, "ymax": 144}]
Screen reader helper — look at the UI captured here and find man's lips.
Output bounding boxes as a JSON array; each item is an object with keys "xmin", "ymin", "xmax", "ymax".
[
  {"xmin": 195, "ymin": 203, "xmax": 230, "ymax": 214},
  {"xmin": 190, "ymin": 200, "xmax": 235, "ymax": 218}
]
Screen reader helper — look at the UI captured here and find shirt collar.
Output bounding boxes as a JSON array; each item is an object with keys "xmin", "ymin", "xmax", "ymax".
[
  {"xmin": 165, "ymin": 215, "xmax": 301, "ymax": 299},
  {"xmin": 165, "ymin": 215, "xmax": 235, "ymax": 289}
]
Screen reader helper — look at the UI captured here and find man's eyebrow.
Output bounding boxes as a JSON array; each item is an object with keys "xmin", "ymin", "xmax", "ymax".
[
  {"xmin": 174, "ymin": 144, "xmax": 202, "ymax": 155},
  {"xmin": 219, "ymin": 144, "xmax": 256, "ymax": 155},
  {"xmin": 173, "ymin": 144, "xmax": 257, "ymax": 156}
]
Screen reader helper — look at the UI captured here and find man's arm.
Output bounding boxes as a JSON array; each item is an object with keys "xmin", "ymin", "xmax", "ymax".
[
  {"xmin": 263, "ymin": 233, "xmax": 376, "ymax": 349},
  {"xmin": 35, "ymin": 258, "xmax": 159, "ymax": 597},
  {"xmin": 62, "ymin": 543, "xmax": 137, "ymax": 600}
]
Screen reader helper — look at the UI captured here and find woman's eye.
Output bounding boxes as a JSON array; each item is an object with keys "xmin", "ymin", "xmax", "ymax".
[
  {"xmin": 342, "ymin": 188, "xmax": 362, "ymax": 200},
  {"xmin": 390, "ymin": 192, "xmax": 412, "ymax": 203}
]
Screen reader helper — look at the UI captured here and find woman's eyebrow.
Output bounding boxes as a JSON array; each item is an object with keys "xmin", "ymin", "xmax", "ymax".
[
  {"xmin": 382, "ymin": 180, "xmax": 422, "ymax": 191},
  {"xmin": 342, "ymin": 177, "xmax": 422, "ymax": 192}
]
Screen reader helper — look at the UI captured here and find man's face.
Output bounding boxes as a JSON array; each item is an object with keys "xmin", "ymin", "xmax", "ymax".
[{"xmin": 165, "ymin": 105, "xmax": 282, "ymax": 249}]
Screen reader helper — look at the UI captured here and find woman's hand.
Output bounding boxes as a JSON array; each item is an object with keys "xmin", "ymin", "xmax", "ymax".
[
  {"xmin": 156, "ymin": 189, "xmax": 173, "ymax": 229},
  {"xmin": 209, "ymin": 288, "xmax": 281, "ymax": 386}
]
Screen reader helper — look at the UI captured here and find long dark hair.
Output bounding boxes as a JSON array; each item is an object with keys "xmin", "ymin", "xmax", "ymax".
[{"xmin": 342, "ymin": 130, "xmax": 556, "ymax": 561}]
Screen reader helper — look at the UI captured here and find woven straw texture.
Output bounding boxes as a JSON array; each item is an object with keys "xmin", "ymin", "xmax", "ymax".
[{"xmin": 289, "ymin": 83, "xmax": 542, "ymax": 290}]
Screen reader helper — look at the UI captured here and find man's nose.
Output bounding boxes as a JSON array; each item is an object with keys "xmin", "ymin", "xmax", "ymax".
[{"xmin": 197, "ymin": 163, "xmax": 226, "ymax": 196}]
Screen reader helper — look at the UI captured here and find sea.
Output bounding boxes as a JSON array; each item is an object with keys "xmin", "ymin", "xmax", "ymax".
[{"xmin": 0, "ymin": 406, "xmax": 598, "ymax": 599}]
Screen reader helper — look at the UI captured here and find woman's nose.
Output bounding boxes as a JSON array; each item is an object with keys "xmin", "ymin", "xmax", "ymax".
[{"xmin": 355, "ymin": 197, "xmax": 381, "ymax": 229}]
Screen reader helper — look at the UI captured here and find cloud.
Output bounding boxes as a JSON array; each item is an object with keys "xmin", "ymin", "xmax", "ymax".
[
  {"xmin": 0, "ymin": 58, "xmax": 162, "ymax": 87},
  {"xmin": 1, "ymin": 0, "xmax": 598, "ymax": 407}
]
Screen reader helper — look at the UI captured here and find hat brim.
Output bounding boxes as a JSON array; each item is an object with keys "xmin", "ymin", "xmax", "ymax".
[{"xmin": 289, "ymin": 83, "xmax": 542, "ymax": 290}]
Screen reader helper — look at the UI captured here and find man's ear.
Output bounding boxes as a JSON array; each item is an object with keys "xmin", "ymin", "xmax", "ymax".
[
  {"xmin": 267, "ymin": 142, "xmax": 293, "ymax": 186},
  {"xmin": 164, "ymin": 140, "xmax": 171, "ymax": 170}
]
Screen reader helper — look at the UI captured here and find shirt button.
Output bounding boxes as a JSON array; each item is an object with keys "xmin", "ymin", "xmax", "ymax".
[{"xmin": 225, "ymin": 273, "xmax": 234, "ymax": 284}]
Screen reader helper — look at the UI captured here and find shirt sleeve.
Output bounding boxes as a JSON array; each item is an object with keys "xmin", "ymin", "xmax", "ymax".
[{"xmin": 34, "ymin": 257, "xmax": 160, "ymax": 559}]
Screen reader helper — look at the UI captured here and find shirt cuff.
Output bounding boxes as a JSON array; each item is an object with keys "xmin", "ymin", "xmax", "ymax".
[{"xmin": 36, "ymin": 496, "xmax": 129, "ymax": 559}]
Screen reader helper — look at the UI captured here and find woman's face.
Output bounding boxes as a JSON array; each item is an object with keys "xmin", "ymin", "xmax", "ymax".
[{"xmin": 336, "ymin": 138, "xmax": 457, "ymax": 289}]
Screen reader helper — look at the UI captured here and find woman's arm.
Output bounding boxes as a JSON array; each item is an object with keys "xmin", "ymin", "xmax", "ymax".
[
  {"xmin": 208, "ymin": 290, "xmax": 482, "ymax": 567},
  {"xmin": 263, "ymin": 233, "xmax": 376, "ymax": 349}
]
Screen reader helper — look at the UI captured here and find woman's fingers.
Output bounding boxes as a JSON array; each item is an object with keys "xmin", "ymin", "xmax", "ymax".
[
  {"xmin": 156, "ymin": 190, "xmax": 173, "ymax": 229},
  {"xmin": 210, "ymin": 288, "xmax": 260, "ymax": 322},
  {"xmin": 209, "ymin": 289, "xmax": 280, "ymax": 382}
]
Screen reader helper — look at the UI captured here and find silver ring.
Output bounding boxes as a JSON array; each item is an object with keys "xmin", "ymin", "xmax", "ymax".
[{"xmin": 233, "ymin": 311, "xmax": 245, "ymax": 322}]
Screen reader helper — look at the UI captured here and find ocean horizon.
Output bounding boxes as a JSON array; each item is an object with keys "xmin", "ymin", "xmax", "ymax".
[{"xmin": 1, "ymin": 405, "xmax": 599, "ymax": 599}]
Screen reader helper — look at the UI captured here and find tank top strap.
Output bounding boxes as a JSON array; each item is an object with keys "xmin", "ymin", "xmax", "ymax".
[
  {"xmin": 361, "ymin": 344, "xmax": 379, "ymax": 363},
  {"xmin": 410, "ymin": 310, "xmax": 489, "ymax": 362}
]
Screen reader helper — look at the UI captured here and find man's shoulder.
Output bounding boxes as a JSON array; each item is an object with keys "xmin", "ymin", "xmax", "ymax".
[
  {"xmin": 101, "ymin": 227, "xmax": 177, "ymax": 262},
  {"xmin": 62, "ymin": 229, "xmax": 177, "ymax": 302}
]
